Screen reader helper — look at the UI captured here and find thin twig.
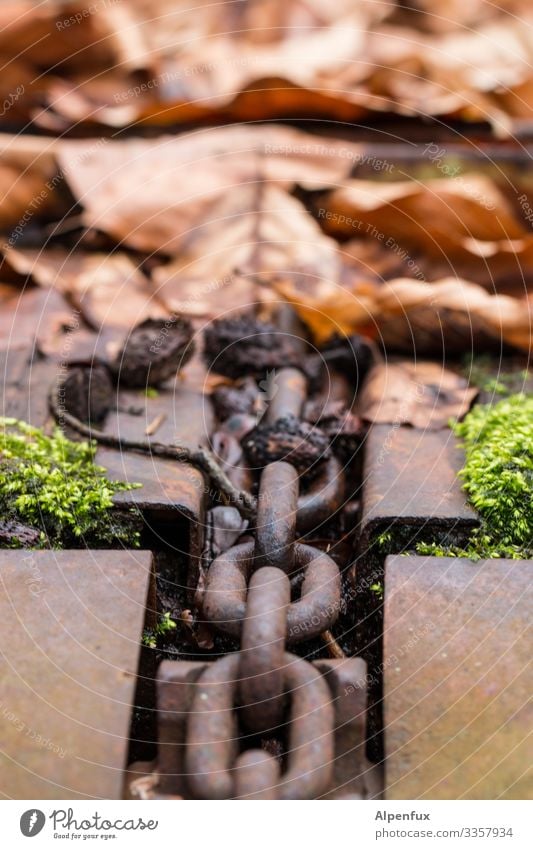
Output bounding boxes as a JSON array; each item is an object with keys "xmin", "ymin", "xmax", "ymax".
[
  {"xmin": 321, "ymin": 629, "xmax": 346, "ymax": 659},
  {"xmin": 48, "ymin": 383, "xmax": 257, "ymax": 519},
  {"xmin": 145, "ymin": 412, "xmax": 166, "ymax": 436}
]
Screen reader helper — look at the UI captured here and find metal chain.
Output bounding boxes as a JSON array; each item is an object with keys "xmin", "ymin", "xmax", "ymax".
[
  {"xmin": 184, "ymin": 366, "xmax": 348, "ymax": 799},
  {"xmin": 185, "ymin": 651, "xmax": 335, "ymax": 800}
]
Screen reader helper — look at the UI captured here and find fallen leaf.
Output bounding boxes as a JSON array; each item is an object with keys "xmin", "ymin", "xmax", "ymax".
[
  {"xmin": 0, "ymin": 134, "xmax": 66, "ymax": 230},
  {"xmin": 9, "ymin": 0, "xmax": 530, "ymax": 132},
  {"xmin": 0, "ymin": 283, "xmax": 78, "ymax": 353},
  {"xmin": 1, "ymin": 1, "xmax": 532, "ymax": 131},
  {"xmin": 275, "ymin": 274, "xmax": 378, "ymax": 344},
  {"xmin": 278, "ymin": 274, "xmax": 533, "ymax": 353},
  {"xmin": 317, "ymin": 177, "xmax": 525, "ymax": 248},
  {"xmin": 153, "ymin": 184, "xmax": 340, "ymax": 318},
  {"xmin": 373, "ymin": 278, "xmax": 533, "ymax": 353},
  {"xmin": 316, "ymin": 177, "xmax": 533, "ymax": 290},
  {"xmin": 56, "ymin": 126, "xmax": 359, "ymax": 254},
  {"xmin": 2, "ymin": 247, "xmax": 169, "ymax": 331}
]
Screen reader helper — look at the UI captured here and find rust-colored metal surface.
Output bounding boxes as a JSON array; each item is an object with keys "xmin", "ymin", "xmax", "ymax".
[
  {"xmin": 254, "ymin": 461, "xmax": 298, "ymax": 572},
  {"xmin": 239, "ymin": 567, "xmax": 290, "ymax": 733},
  {"xmin": 297, "ymin": 454, "xmax": 345, "ymax": 534},
  {"xmin": 234, "ymin": 750, "xmax": 280, "ymax": 800},
  {"xmin": 184, "ymin": 652, "xmax": 334, "ymax": 800},
  {"xmin": 316, "ymin": 659, "xmax": 383, "ymax": 799},
  {"xmin": 0, "ymin": 346, "xmax": 58, "ymax": 429},
  {"xmin": 0, "ymin": 286, "xmax": 78, "ymax": 356},
  {"xmin": 203, "ymin": 540, "xmax": 341, "ymax": 642},
  {"xmin": 265, "ymin": 367, "xmax": 307, "ymax": 422},
  {"xmin": 359, "ymin": 425, "xmax": 479, "ymax": 555},
  {"xmin": 0, "ymin": 550, "xmax": 153, "ymax": 799},
  {"xmin": 97, "ymin": 382, "xmax": 213, "ymax": 586},
  {"xmin": 384, "ymin": 555, "xmax": 533, "ymax": 800},
  {"xmin": 356, "ymin": 425, "xmax": 481, "ymax": 763},
  {"xmin": 156, "ymin": 660, "xmax": 207, "ymax": 797},
  {"xmin": 153, "ymin": 655, "xmax": 375, "ymax": 800},
  {"xmin": 98, "ymin": 447, "xmax": 205, "ymax": 525}
]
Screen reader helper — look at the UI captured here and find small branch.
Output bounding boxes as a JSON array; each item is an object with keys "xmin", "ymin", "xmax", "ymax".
[
  {"xmin": 48, "ymin": 383, "xmax": 257, "ymax": 520},
  {"xmin": 145, "ymin": 412, "xmax": 166, "ymax": 436},
  {"xmin": 321, "ymin": 629, "xmax": 346, "ymax": 659}
]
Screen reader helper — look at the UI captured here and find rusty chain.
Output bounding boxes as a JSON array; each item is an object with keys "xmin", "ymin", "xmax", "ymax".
[
  {"xmin": 202, "ymin": 536, "xmax": 342, "ymax": 643},
  {"xmin": 182, "ymin": 366, "xmax": 348, "ymax": 799},
  {"xmin": 185, "ymin": 649, "xmax": 335, "ymax": 800}
]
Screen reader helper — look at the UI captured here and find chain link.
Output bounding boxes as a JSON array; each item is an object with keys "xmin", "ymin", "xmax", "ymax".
[
  {"xmin": 202, "ymin": 540, "xmax": 341, "ymax": 641},
  {"xmin": 239, "ymin": 566, "xmax": 290, "ymax": 733},
  {"xmin": 185, "ymin": 651, "xmax": 335, "ymax": 800},
  {"xmin": 185, "ymin": 364, "xmax": 348, "ymax": 798}
]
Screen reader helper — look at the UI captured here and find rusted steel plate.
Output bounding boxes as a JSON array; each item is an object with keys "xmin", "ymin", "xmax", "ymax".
[
  {"xmin": 97, "ymin": 383, "xmax": 213, "ymax": 587},
  {"xmin": 359, "ymin": 425, "xmax": 479, "ymax": 554},
  {"xmin": 315, "ymin": 659, "xmax": 383, "ymax": 799},
  {"xmin": 100, "ymin": 385, "xmax": 212, "ymax": 450},
  {"xmin": 0, "ymin": 550, "xmax": 154, "ymax": 799},
  {"xmin": 0, "ymin": 345, "xmax": 58, "ymax": 429},
  {"xmin": 384, "ymin": 555, "xmax": 533, "ymax": 800},
  {"xmin": 355, "ymin": 426, "xmax": 480, "ymax": 763}
]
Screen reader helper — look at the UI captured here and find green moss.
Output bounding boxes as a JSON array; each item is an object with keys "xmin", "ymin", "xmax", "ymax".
[
  {"xmin": 462, "ymin": 354, "xmax": 530, "ymax": 396},
  {"xmin": 376, "ymin": 530, "xmax": 393, "ymax": 549},
  {"xmin": 142, "ymin": 611, "xmax": 177, "ymax": 649},
  {"xmin": 370, "ymin": 581, "xmax": 384, "ymax": 600},
  {"xmin": 0, "ymin": 417, "xmax": 141, "ymax": 548},
  {"xmin": 417, "ymin": 394, "xmax": 533, "ymax": 560}
]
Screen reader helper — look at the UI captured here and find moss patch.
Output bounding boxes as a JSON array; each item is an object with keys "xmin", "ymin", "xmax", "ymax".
[
  {"xmin": 142, "ymin": 611, "xmax": 177, "ymax": 649},
  {"xmin": 462, "ymin": 354, "xmax": 531, "ymax": 398},
  {"xmin": 417, "ymin": 394, "xmax": 533, "ymax": 560},
  {"xmin": 0, "ymin": 417, "xmax": 141, "ymax": 548}
]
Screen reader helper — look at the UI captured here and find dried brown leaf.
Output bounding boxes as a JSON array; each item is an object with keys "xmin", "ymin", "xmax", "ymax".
[
  {"xmin": 56, "ymin": 126, "xmax": 358, "ymax": 254},
  {"xmin": 2, "ymin": 248, "xmax": 167, "ymax": 330},
  {"xmin": 278, "ymin": 274, "xmax": 533, "ymax": 353}
]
